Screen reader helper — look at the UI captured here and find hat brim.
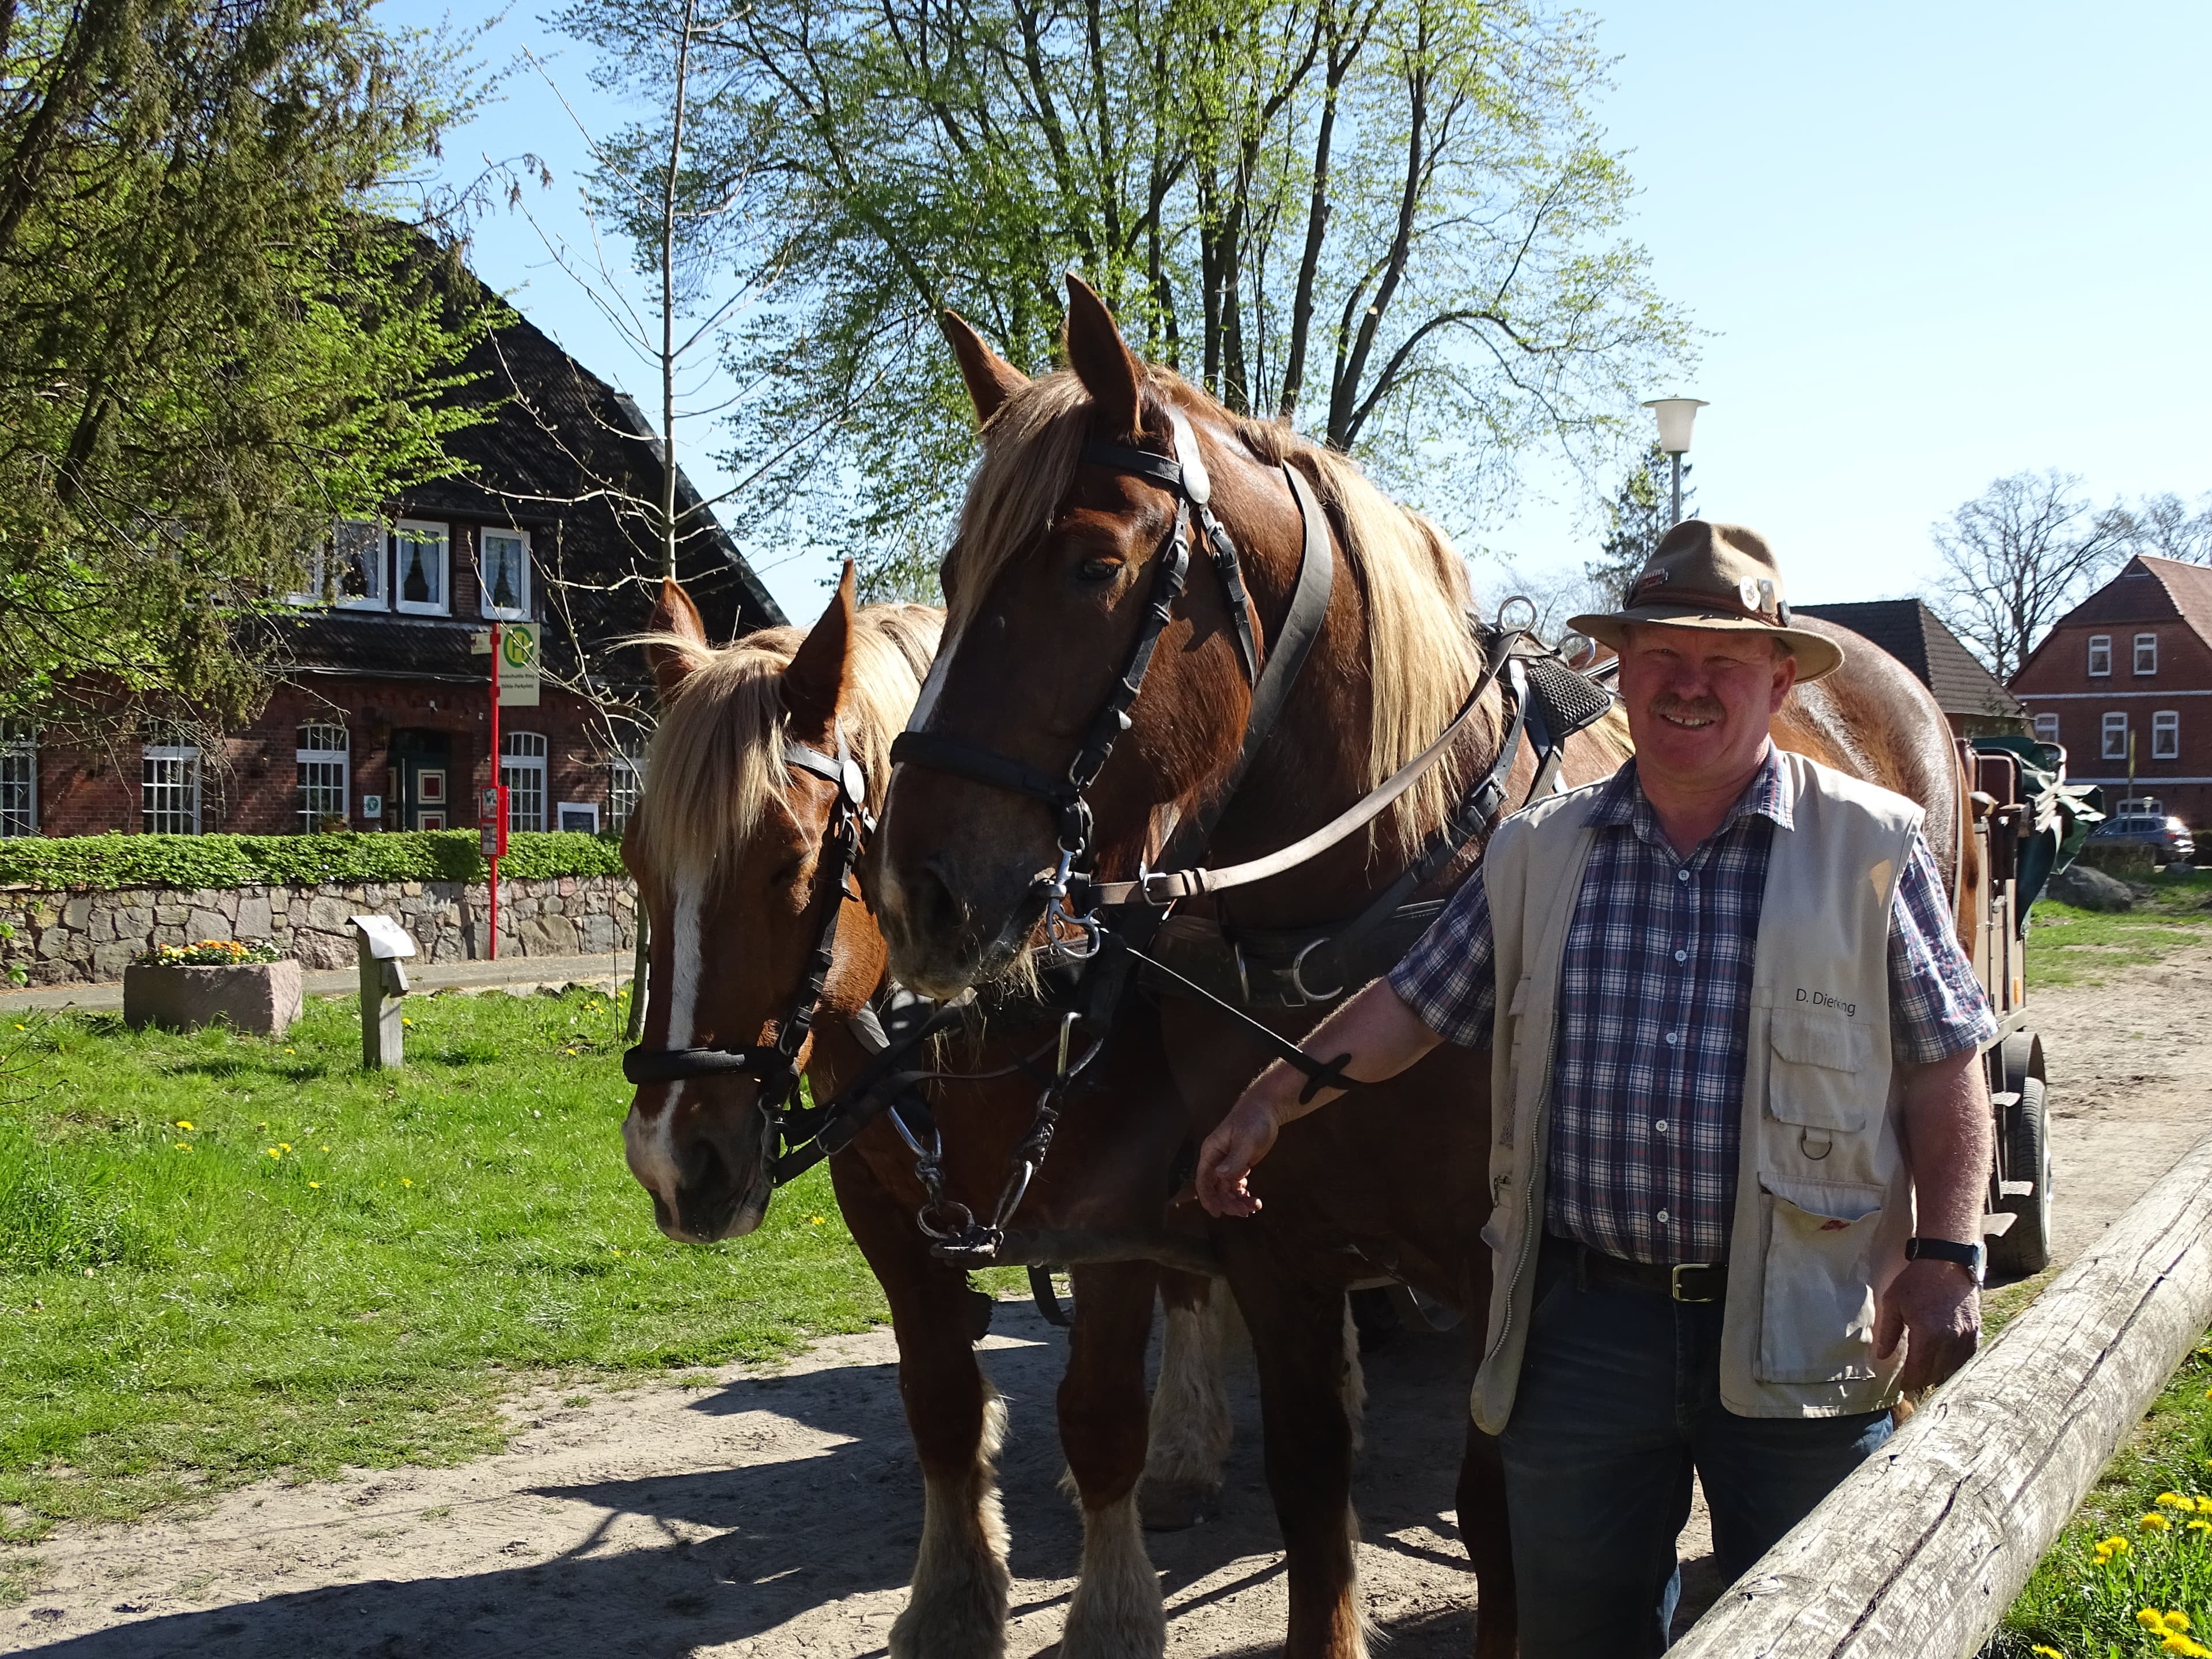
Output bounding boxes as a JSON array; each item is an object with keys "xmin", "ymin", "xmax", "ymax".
[{"xmin": 1565, "ymin": 605, "xmax": 1845, "ymax": 683}]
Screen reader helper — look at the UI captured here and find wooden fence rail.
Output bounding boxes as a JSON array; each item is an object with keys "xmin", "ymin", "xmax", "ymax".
[{"xmin": 1672, "ymin": 1130, "xmax": 2212, "ymax": 1659}]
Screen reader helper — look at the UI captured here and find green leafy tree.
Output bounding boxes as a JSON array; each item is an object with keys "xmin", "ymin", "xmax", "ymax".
[
  {"xmin": 558, "ymin": 0, "xmax": 1693, "ymax": 597},
  {"xmin": 0, "ymin": 0, "xmax": 499, "ymax": 732},
  {"xmin": 1585, "ymin": 440, "xmax": 1690, "ymax": 605}
]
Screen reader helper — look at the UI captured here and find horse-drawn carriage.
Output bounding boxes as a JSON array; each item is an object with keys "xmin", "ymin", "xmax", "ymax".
[{"xmin": 613, "ymin": 276, "xmax": 2104, "ymax": 1659}]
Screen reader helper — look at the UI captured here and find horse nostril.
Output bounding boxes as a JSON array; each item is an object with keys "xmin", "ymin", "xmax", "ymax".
[{"xmin": 914, "ymin": 857, "xmax": 971, "ymax": 938}]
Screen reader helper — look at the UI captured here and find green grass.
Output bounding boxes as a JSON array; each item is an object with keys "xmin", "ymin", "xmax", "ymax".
[
  {"xmin": 2029, "ymin": 870, "xmax": 2212, "ymax": 987},
  {"xmin": 1995, "ymin": 1335, "xmax": 2212, "ymax": 1658},
  {"xmin": 0, "ymin": 988, "xmax": 901, "ymax": 1541}
]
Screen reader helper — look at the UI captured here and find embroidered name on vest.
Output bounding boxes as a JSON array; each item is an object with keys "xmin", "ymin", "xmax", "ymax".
[{"xmin": 1795, "ymin": 987, "xmax": 1858, "ymax": 1017}]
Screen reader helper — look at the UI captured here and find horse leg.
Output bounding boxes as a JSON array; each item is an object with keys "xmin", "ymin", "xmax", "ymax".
[
  {"xmin": 1058, "ymin": 1260, "xmax": 1168, "ymax": 1659},
  {"xmin": 1457, "ymin": 1422, "xmax": 1517, "ymax": 1658},
  {"xmin": 1229, "ymin": 1246, "xmax": 1366, "ymax": 1659},
  {"xmin": 1137, "ymin": 1267, "xmax": 1233, "ymax": 1531},
  {"xmin": 831, "ymin": 1158, "xmax": 1010, "ymax": 1659}
]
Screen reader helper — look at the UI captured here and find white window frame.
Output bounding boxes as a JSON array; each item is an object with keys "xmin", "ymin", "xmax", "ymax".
[
  {"xmin": 296, "ymin": 723, "xmax": 350, "ymax": 832},
  {"xmin": 289, "ymin": 518, "xmax": 387, "ymax": 609},
  {"xmin": 2153, "ymin": 710, "xmax": 2180, "ymax": 760},
  {"xmin": 501, "ymin": 731, "xmax": 547, "ymax": 832},
  {"xmin": 0, "ymin": 720, "xmax": 35, "ymax": 838},
  {"xmin": 2032, "ymin": 711, "xmax": 2060, "ymax": 747},
  {"xmin": 2087, "ymin": 634, "xmax": 2112, "ymax": 677},
  {"xmin": 555, "ymin": 801, "xmax": 600, "ymax": 833},
  {"xmin": 391, "ymin": 520, "xmax": 450, "ymax": 616},
  {"xmin": 608, "ymin": 738, "xmax": 646, "ymax": 832},
  {"xmin": 2135, "ymin": 632, "xmax": 2158, "ymax": 676},
  {"xmin": 2101, "ymin": 710, "xmax": 2130, "ymax": 762},
  {"xmin": 478, "ymin": 526, "xmax": 531, "ymax": 622},
  {"xmin": 143, "ymin": 731, "xmax": 202, "ymax": 835}
]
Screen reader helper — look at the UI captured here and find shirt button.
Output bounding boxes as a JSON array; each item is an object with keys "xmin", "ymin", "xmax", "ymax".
[
  {"xmin": 1673, "ymin": 948, "xmax": 1688, "ymax": 963},
  {"xmin": 1656, "ymin": 1209, "xmax": 1671, "ymax": 1224},
  {"xmin": 1654, "ymin": 1119, "xmax": 1670, "ymax": 1133},
  {"xmin": 1664, "ymin": 1031, "xmax": 1679, "ymax": 1046},
  {"xmin": 1676, "ymin": 869, "xmax": 1690, "ymax": 881}
]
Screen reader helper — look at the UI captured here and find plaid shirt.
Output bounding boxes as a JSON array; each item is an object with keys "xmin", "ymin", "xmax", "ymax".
[{"xmin": 1389, "ymin": 748, "xmax": 1997, "ymax": 1264}]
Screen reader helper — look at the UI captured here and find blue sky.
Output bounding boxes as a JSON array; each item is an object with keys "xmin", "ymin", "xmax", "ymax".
[{"xmin": 389, "ymin": 0, "xmax": 2212, "ymax": 624}]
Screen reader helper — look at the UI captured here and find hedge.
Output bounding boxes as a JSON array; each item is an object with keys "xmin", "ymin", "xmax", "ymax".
[{"xmin": 0, "ymin": 831, "xmax": 627, "ymax": 892}]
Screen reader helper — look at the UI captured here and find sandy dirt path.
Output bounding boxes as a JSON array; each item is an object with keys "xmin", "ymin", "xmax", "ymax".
[{"xmin": 5, "ymin": 949, "xmax": 2207, "ymax": 1658}]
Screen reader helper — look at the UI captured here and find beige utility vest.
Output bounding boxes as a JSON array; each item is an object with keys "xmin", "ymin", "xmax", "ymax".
[{"xmin": 1471, "ymin": 749, "xmax": 1925, "ymax": 1431}]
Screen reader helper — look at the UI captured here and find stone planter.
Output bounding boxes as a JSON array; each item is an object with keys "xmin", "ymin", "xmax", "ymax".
[{"xmin": 123, "ymin": 960, "xmax": 304, "ymax": 1037}]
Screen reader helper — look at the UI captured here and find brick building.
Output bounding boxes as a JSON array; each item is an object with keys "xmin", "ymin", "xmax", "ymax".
[
  {"xmin": 2, "ymin": 283, "xmax": 784, "ymax": 844},
  {"xmin": 2010, "ymin": 554, "xmax": 2212, "ymax": 828},
  {"xmin": 1795, "ymin": 599, "xmax": 2028, "ymax": 739}
]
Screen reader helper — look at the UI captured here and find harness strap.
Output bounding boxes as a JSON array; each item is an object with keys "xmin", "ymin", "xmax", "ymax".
[{"xmin": 1089, "ymin": 624, "xmax": 1520, "ymax": 907}]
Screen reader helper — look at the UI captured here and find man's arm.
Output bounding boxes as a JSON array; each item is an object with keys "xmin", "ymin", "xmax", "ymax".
[
  {"xmin": 1873, "ymin": 1046, "xmax": 1991, "ymax": 1392},
  {"xmin": 1193, "ymin": 979, "xmax": 1444, "ymax": 1218}
]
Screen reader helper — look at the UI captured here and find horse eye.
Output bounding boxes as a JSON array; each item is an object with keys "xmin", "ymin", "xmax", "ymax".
[{"xmin": 1076, "ymin": 556, "xmax": 1121, "ymax": 585}]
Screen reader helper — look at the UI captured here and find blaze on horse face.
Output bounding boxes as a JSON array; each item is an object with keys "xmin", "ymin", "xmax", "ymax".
[
  {"xmin": 878, "ymin": 283, "xmax": 1267, "ymax": 997},
  {"xmin": 620, "ymin": 570, "xmax": 888, "ymax": 1241}
]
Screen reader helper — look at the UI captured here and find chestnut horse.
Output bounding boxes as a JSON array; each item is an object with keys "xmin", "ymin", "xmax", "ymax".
[
  {"xmin": 874, "ymin": 278, "xmax": 1971, "ymax": 1658},
  {"xmin": 618, "ymin": 571, "xmax": 1234, "ymax": 1659}
]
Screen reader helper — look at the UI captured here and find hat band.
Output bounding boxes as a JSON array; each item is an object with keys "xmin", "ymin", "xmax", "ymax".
[{"xmin": 1629, "ymin": 585, "xmax": 1791, "ymax": 628}]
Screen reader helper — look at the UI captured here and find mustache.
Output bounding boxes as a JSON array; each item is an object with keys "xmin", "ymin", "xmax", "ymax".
[{"xmin": 1650, "ymin": 695, "xmax": 1726, "ymax": 723}]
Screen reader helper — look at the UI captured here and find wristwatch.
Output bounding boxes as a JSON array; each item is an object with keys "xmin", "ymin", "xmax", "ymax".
[{"xmin": 1906, "ymin": 1237, "xmax": 1986, "ymax": 1285}]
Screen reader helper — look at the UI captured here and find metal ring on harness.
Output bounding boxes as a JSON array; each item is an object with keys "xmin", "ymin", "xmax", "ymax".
[{"xmin": 1288, "ymin": 935, "xmax": 1346, "ymax": 1004}]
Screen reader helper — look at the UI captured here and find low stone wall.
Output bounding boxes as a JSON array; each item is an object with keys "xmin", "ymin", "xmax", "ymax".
[{"xmin": 1, "ymin": 875, "xmax": 637, "ymax": 986}]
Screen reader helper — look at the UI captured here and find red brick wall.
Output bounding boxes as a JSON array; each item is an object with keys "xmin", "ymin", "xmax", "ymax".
[
  {"xmin": 20, "ymin": 681, "xmax": 625, "ymax": 838},
  {"xmin": 2013, "ymin": 619, "xmax": 2212, "ymax": 829}
]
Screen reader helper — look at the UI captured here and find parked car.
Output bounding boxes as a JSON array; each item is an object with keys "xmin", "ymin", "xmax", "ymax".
[{"xmin": 2086, "ymin": 809, "xmax": 2195, "ymax": 866}]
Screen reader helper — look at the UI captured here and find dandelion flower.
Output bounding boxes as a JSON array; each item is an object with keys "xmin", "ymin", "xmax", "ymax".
[
  {"xmin": 175, "ymin": 1120, "xmax": 193, "ymax": 1131},
  {"xmin": 279, "ymin": 1142, "xmax": 291, "ymax": 1152},
  {"xmin": 2146, "ymin": 1611, "xmax": 2173, "ymax": 1631},
  {"xmin": 2162, "ymin": 1637, "xmax": 2212, "ymax": 1658},
  {"xmin": 308, "ymin": 1181, "xmax": 321, "ymax": 1190},
  {"xmin": 2142, "ymin": 1513, "xmax": 2172, "ymax": 1532},
  {"xmin": 809, "ymin": 1215, "xmax": 824, "ymax": 1226},
  {"xmin": 266, "ymin": 1147, "xmax": 282, "ymax": 1159},
  {"xmin": 285, "ymin": 1048, "xmax": 295, "ymax": 1054},
  {"xmin": 11, "ymin": 1023, "xmax": 21, "ymax": 1031},
  {"xmin": 402, "ymin": 1017, "xmax": 413, "ymax": 1027},
  {"xmin": 2031, "ymin": 1647, "xmax": 2063, "ymax": 1658},
  {"xmin": 175, "ymin": 1142, "xmax": 192, "ymax": 1151},
  {"xmin": 321, "ymin": 1145, "xmax": 329, "ymax": 1152},
  {"xmin": 2168, "ymin": 1614, "xmax": 2194, "ymax": 1634},
  {"xmin": 2158, "ymin": 1493, "xmax": 2195, "ymax": 1509},
  {"xmin": 401, "ymin": 1178, "xmax": 413, "ymax": 1187}
]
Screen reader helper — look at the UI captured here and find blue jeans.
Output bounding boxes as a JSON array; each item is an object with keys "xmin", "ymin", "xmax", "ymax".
[{"xmin": 1497, "ymin": 1239, "xmax": 1893, "ymax": 1656}]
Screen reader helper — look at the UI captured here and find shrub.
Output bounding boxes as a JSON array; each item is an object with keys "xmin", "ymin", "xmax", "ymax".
[{"xmin": 0, "ymin": 831, "xmax": 626, "ymax": 892}]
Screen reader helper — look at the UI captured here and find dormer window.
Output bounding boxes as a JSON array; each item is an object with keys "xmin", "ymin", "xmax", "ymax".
[
  {"xmin": 2087, "ymin": 635, "xmax": 2111, "ymax": 676},
  {"xmin": 290, "ymin": 519, "xmax": 386, "ymax": 609},
  {"xmin": 2135, "ymin": 632, "xmax": 2158, "ymax": 676},
  {"xmin": 479, "ymin": 527, "xmax": 531, "ymax": 622},
  {"xmin": 392, "ymin": 521, "xmax": 449, "ymax": 616}
]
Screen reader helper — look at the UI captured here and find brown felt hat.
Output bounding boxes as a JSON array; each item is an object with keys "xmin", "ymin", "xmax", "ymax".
[{"xmin": 1567, "ymin": 519, "xmax": 1844, "ymax": 683}]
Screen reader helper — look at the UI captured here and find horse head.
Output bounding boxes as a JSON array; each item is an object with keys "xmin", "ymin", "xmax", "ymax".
[
  {"xmin": 879, "ymin": 277, "xmax": 1479, "ymax": 998},
  {"xmin": 621, "ymin": 566, "xmax": 941, "ymax": 1240}
]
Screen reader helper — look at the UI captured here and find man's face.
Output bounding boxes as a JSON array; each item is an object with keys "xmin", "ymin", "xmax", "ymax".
[{"xmin": 1617, "ymin": 623, "xmax": 1797, "ymax": 791}]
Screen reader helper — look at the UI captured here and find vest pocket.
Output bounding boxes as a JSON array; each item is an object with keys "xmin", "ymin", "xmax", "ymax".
[
  {"xmin": 1767, "ymin": 1009, "xmax": 1873, "ymax": 1132},
  {"xmin": 1755, "ymin": 1177, "xmax": 1884, "ymax": 1384}
]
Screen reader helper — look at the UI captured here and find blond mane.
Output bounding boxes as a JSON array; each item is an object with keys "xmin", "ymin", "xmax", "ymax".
[
  {"xmin": 946, "ymin": 367, "xmax": 1483, "ymax": 850},
  {"xmin": 630, "ymin": 604, "xmax": 944, "ymax": 889}
]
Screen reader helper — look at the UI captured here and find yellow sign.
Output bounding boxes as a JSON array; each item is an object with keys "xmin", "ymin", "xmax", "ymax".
[{"xmin": 496, "ymin": 623, "xmax": 541, "ymax": 707}]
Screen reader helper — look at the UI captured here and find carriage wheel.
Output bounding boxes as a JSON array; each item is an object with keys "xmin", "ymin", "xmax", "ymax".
[{"xmin": 1988, "ymin": 1074, "xmax": 2052, "ymax": 1277}]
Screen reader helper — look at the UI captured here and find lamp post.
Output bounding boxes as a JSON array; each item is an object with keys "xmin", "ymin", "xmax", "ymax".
[{"xmin": 1641, "ymin": 396, "xmax": 1708, "ymax": 525}]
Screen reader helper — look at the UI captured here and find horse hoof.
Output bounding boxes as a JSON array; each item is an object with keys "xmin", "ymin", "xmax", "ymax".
[{"xmin": 1137, "ymin": 1478, "xmax": 1218, "ymax": 1532}]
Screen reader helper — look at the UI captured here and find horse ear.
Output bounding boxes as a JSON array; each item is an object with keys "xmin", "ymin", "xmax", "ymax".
[
  {"xmin": 940, "ymin": 310, "xmax": 1029, "ymax": 426},
  {"xmin": 783, "ymin": 560, "xmax": 858, "ymax": 743},
  {"xmin": 1063, "ymin": 274, "xmax": 1142, "ymax": 439},
  {"xmin": 644, "ymin": 577, "xmax": 709, "ymax": 701}
]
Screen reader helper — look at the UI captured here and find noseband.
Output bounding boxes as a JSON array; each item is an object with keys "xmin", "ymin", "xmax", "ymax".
[{"xmin": 620, "ymin": 730, "xmax": 870, "ymax": 1134}]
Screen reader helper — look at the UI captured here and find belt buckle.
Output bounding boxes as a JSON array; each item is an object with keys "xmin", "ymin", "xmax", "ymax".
[{"xmin": 1671, "ymin": 1262, "xmax": 1719, "ymax": 1304}]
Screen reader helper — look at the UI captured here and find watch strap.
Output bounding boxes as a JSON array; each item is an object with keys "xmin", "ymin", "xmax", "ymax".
[{"xmin": 1906, "ymin": 1236, "xmax": 1985, "ymax": 1279}]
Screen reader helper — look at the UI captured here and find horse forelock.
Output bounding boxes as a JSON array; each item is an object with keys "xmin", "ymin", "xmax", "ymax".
[
  {"xmin": 945, "ymin": 367, "xmax": 1488, "ymax": 856},
  {"xmin": 630, "ymin": 605, "xmax": 945, "ymax": 893}
]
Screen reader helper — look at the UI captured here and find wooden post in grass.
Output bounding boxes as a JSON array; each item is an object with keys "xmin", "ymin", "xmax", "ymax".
[
  {"xmin": 350, "ymin": 916, "xmax": 418, "ymax": 1070},
  {"xmin": 1672, "ymin": 1130, "xmax": 2212, "ymax": 1659}
]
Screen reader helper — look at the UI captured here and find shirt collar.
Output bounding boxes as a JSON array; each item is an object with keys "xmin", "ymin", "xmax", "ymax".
[{"xmin": 1587, "ymin": 745, "xmax": 1795, "ymax": 840}]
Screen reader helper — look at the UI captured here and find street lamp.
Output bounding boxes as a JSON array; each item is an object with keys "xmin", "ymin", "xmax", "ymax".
[{"xmin": 1641, "ymin": 396, "xmax": 1708, "ymax": 525}]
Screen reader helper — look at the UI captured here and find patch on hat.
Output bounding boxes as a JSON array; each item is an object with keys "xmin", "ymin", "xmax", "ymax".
[
  {"xmin": 1635, "ymin": 568, "xmax": 1670, "ymax": 595},
  {"xmin": 1738, "ymin": 576, "xmax": 1762, "ymax": 611}
]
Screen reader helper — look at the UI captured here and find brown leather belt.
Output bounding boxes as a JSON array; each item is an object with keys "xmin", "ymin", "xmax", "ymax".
[{"xmin": 1544, "ymin": 1234, "xmax": 1728, "ymax": 1304}]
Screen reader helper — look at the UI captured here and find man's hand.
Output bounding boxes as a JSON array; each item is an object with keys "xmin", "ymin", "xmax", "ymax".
[
  {"xmin": 1874, "ymin": 1257, "xmax": 1980, "ymax": 1395},
  {"xmin": 1195, "ymin": 1088, "xmax": 1285, "ymax": 1218}
]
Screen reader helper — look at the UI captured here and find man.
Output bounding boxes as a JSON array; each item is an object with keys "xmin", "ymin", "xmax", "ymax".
[{"xmin": 1195, "ymin": 521, "xmax": 1997, "ymax": 1655}]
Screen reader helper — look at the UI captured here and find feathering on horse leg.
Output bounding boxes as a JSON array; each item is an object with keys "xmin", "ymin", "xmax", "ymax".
[
  {"xmin": 1059, "ymin": 1492, "xmax": 1167, "ymax": 1659},
  {"xmin": 1058, "ymin": 1262, "xmax": 1168, "ymax": 1658},
  {"xmin": 891, "ymin": 1388, "xmax": 1011, "ymax": 1659},
  {"xmin": 1138, "ymin": 1274, "xmax": 1233, "ymax": 1531}
]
